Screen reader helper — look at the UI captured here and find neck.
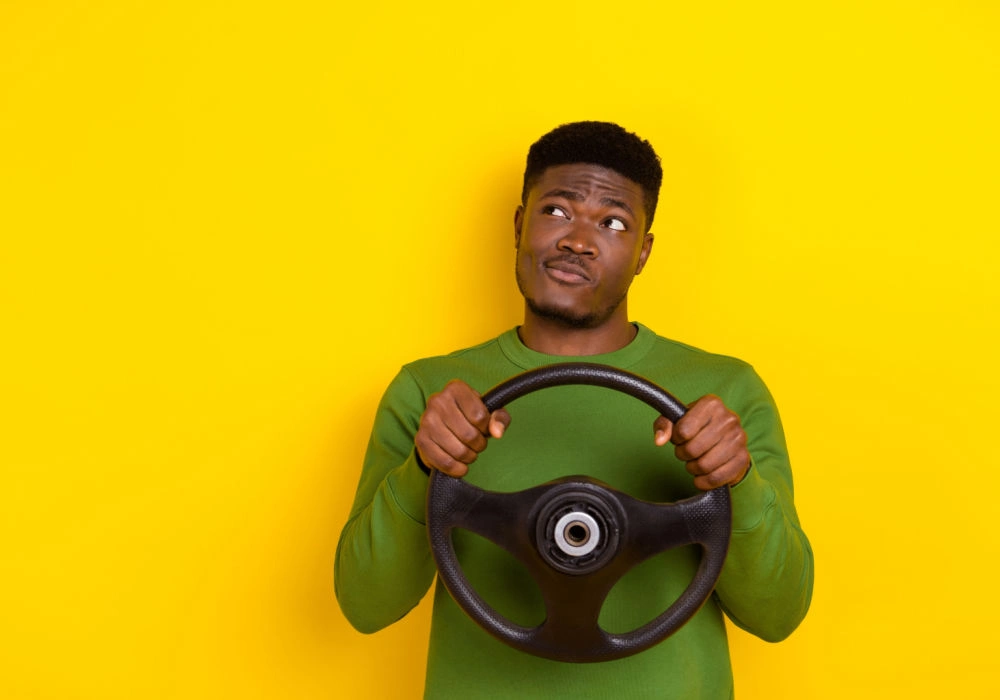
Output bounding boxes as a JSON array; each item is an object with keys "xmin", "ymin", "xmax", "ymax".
[{"xmin": 518, "ymin": 307, "xmax": 637, "ymax": 356}]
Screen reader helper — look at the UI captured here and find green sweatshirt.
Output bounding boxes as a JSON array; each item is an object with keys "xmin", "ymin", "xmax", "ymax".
[{"xmin": 335, "ymin": 325, "xmax": 813, "ymax": 699}]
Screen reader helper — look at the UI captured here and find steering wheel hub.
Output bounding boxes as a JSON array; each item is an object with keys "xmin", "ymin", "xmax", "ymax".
[{"xmin": 533, "ymin": 482, "xmax": 622, "ymax": 575}]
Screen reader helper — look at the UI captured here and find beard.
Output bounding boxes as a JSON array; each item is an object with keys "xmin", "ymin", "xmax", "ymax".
[{"xmin": 516, "ymin": 263, "xmax": 626, "ymax": 329}]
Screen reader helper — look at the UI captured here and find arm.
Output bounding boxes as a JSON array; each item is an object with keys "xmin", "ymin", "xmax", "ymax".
[
  {"xmin": 334, "ymin": 369, "xmax": 511, "ymax": 633},
  {"xmin": 654, "ymin": 366, "xmax": 814, "ymax": 641},
  {"xmin": 334, "ymin": 368, "xmax": 437, "ymax": 633},
  {"xmin": 713, "ymin": 371, "xmax": 814, "ymax": 642}
]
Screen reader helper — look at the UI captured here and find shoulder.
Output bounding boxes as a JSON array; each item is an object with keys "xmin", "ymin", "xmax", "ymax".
[
  {"xmin": 634, "ymin": 325, "xmax": 767, "ymax": 403},
  {"xmin": 641, "ymin": 326, "xmax": 753, "ymax": 374},
  {"xmin": 398, "ymin": 331, "xmax": 515, "ymax": 395}
]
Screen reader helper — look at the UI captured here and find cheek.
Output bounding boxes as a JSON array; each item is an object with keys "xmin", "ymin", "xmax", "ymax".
[
  {"xmin": 514, "ymin": 246, "xmax": 538, "ymax": 284},
  {"xmin": 608, "ymin": 251, "xmax": 642, "ymax": 285},
  {"xmin": 515, "ymin": 245, "xmax": 532, "ymax": 268},
  {"xmin": 520, "ymin": 220, "xmax": 561, "ymax": 250},
  {"xmin": 517, "ymin": 232, "xmax": 548, "ymax": 263}
]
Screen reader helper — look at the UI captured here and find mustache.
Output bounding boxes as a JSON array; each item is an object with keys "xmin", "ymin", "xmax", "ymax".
[{"xmin": 543, "ymin": 254, "xmax": 592, "ymax": 278}]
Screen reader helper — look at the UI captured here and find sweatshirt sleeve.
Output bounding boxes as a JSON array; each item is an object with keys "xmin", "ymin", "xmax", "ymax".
[
  {"xmin": 712, "ymin": 366, "xmax": 815, "ymax": 642},
  {"xmin": 334, "ymin": 367, "xmax": 437, "ymax": 634}
]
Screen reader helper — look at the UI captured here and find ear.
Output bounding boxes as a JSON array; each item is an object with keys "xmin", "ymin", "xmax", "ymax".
[
  {"xmin": 514, "ymin": 205, "xmax": 524, "ymax": 247},
  {"xmin": 635, "ymin": 233, "xmax": 654, "ymax": 275}
]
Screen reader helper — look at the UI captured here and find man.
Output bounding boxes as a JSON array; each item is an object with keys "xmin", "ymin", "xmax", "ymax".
[{"xmin": 336, "ymin": 122, "xmax": 813, "ymax": 698}]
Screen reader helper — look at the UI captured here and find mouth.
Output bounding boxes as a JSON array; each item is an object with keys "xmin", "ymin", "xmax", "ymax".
[{"xmin": 544, "ymin": 259, "xmax": 591, "ymax": 285}]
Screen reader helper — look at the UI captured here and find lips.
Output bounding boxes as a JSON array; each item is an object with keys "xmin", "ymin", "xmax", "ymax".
[{"xmin": 544, "ymin": 258, "xmax": 591, "ymax": 284}]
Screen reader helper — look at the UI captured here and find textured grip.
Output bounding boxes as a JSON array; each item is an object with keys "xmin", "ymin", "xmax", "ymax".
[{"xmin": 481, "ymin": 362, "xmax": 687, "ymax": 423}]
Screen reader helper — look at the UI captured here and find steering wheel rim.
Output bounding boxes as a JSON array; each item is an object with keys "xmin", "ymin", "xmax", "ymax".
[{"xmin": 427, "ymin": 363, "xmax": 732, "ymax": 663}]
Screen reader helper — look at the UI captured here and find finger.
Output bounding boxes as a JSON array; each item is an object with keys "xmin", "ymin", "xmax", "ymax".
[
  {"xmin": 674, "ymin": 401, "xmax": 741, "ymax": 461},
  {"xmin": 489, "ymin": 408, "xmax": 511, "ymax": 439},
  {"xmin": 418, "ymin": 417, "xmax": 481, "ymax": 466},
  {"xmin": 441, "ymin": 408, "xmax": 490, "ymax": 454},
  {"xmin": 671, "ymin": 396, "xmax": 719, "ymax": 445},
  {"xmin": 692, "ymin": 453, "xmax": 750, "ymax": 491},
  {"xmin": 683, "ymin": 430, "xmax": 746, "ymax": 475},
  {"xmin": 417, "ymin": 404, "xmax": 485, "ymax": 466},
  {"xmin": 450, "ymin": 383, "xmax": 493, "ymax": 434},
  {"xmin": 652, "ymin": 415, "xmax": 673, "ymax": 446},
  {"xmin": 414, "ymin": 438, "xmax": 470, "ymax": 478},
  {"xmin": 675, "ymin": 423, "xmax": 724, "ymax": 464},
  {"xmin": 426, "ymin": 385, "xmax": 490, "ymax": 454}
]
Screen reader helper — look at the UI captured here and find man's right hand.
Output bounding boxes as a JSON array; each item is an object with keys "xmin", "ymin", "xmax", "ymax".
[{"xmin": 414, "ymin": 380, "xmax": 511, "ymax": 478}]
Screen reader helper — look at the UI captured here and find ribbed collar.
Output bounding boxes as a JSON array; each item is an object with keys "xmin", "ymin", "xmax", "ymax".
[{"xmin": 497, "ymin": 323, "xmax": 657, "ymax": 370}]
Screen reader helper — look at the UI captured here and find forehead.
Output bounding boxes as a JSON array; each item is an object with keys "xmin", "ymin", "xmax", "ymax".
[{"xmin": 528, "ymin": 163, "xmax": 646, "ymax": 206}]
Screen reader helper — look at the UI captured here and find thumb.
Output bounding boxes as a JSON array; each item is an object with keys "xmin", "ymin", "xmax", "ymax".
[
  {"xmin": 489, "ymin": 408, "xmax": 512, "ymax": 439},
  {"xmin": 653, "ymin": 415, "xmax": 673, "ymax": 446}
]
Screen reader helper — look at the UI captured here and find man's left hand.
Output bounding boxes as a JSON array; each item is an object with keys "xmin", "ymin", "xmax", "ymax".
[{"xmin": 653, "ymin": 395, "xmax": 750, "ymax": 490}]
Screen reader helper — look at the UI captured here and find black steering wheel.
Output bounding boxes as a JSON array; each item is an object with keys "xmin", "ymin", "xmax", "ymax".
[{"xmin": 426, "ymin": 363, "xmax": 732, "ymax": 663}]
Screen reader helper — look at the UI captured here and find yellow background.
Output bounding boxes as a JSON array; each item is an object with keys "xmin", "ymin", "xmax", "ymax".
[{"xmin": 2, "ymin": 1, "xmax": 998, "ymax": 697}]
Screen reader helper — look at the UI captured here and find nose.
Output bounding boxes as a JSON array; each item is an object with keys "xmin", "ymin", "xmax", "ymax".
[{"xmin": 556, "ymin": 222, "xmax": 598, "ymax": 257}]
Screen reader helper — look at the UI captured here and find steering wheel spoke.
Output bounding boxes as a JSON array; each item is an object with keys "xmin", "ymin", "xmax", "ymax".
[
  {"xmin": 430, "ymin": 476, "xmax": 557, "ymax": 570},
  {"xmin": 533, "ymin": 573, "xmax": 616, "ymax": 653}
]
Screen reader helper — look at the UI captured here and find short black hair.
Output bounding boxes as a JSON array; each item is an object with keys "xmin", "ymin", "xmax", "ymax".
[{"xmin": 521, "ymin": 121, "xmax": 663, "ymax": 231}]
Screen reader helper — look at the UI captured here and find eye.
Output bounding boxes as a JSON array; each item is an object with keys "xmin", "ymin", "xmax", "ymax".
[
  {"xmin": 604, "ymin": 217, "xmax": 627, "ymax": 231},
  {"xmin": 542, "ymin": 205, "xmax": 569, "ymax": 218}
]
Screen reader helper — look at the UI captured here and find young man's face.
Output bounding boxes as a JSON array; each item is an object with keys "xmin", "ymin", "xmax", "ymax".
[{"xmin": 514, "ymin": 163, "xmax": 653, "ymax": 329}]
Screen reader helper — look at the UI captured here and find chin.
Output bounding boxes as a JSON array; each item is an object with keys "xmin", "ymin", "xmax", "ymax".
[
  {"xmin": 525, "ymin": 297, "xmax": 605, "ymax": 329},
  {"xmin": 518, "ymin": 267, "xmax": 619, "ymax": 330}
]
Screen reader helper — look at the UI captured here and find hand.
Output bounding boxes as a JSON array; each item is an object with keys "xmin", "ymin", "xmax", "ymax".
[
  {"xmin": 415, "ymin": 380, "xmax": 511, "ymax": 478},
  {"xmin": 653, "ymin": 395, "xmax": 750, "ymax": 490}
]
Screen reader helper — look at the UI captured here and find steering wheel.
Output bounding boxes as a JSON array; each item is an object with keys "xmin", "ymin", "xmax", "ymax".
[{"xmin": 426, "ymin": 363, "xmax": 732, "ymax": 663}]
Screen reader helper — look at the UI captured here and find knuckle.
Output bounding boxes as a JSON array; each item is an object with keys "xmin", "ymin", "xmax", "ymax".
[
  {"xmin": 451, "ymin": 420, "xmax": 473, "ymax": 438},
  {"xmin": 465, "ymin": 436, "xmax": 487, "ymax": 456},
  {"xmin": 738, "ymin": 451, "xmax": 750, "ymax": 471},
  {"xmin": 701, "ymin": 394, "xmax": 723, "ymax": 411},
  {"xmin": 414, "ymin": 432, "xmax": 433, "ymax": 455},
  {"xmin": 685, "ymin": 458, "xmax": 705, "ymax": 476},
  {"xmin": 468, "ymin": 406, "xmax": 489, "ymax": 426},
  {"xmin": 456, "ymin": 423, "xmax": 484, "ymax": 445},
  {"xmin": 417, "ymin": 412, "xmax": 432, "ymax": 431},
  {"xmin": 701, "ymin": 464, "xmax": 728, "ymax": 486},
  {"xmin": 418, "ymin": 412, "xmax": 441, "ymax": 437},
  {"xmin": 703, "ymin": 472, "xmax": 724, "ymax": 488},
  {"xmin": 437, "ymin": 456, "xmax": 459, "ymax": 474},
  {"xmin": 675, "ymin": 421, "xmax": 696, "ymax": 441},
  {"xmin": 424, "ymin": 393, "xmax": 446, "ymax": 413},
  {"xmin": 446, "ymin": 380, "xmax": 475, "ymax": 399},
  {"xmin": 448, "ymin": 445, "xmax": 476, "ymax": 466}
]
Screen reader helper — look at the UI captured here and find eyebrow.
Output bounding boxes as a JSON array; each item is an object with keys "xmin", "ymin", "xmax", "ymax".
[
  {"xmin": 600, "ymin": 197, "xmax": 635, "ymax": 218},
  {"xmin": 540, "ymin": 189, "xmax": 636, "ymax": 218},
  {"xmin": 541, "ymin": 188, "xmax": 585, "ymax": 202}
]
